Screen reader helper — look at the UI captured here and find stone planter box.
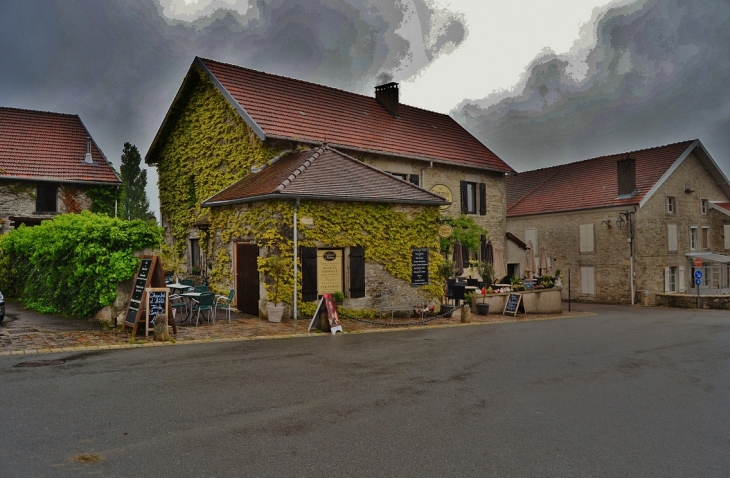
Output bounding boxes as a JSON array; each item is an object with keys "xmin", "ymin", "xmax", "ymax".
[{"xmin": 471, "ymin": 287, "xmax": 562, "ymax": 314}]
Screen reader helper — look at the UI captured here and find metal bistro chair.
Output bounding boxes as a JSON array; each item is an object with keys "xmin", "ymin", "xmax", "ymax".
[
  {"xmin": 446, "ymin": 278, "xmax": 456, "ymax": 305},
  {"xmin": 180, "ymin": 278, "xmax": 194, "ymax": 290},
  {"xmin": 193, "ymin": 285, "xmax": 208, "ymax": 293},
  {"xmin": 192, "ymin": 292, "xmax": 215, "ymax": 326},
  {"xmin": 214, "ymin": 289, "xmax": 235, "ymax": 323},
  {"xmin": 169, "ymin": 294, "xmax": 188, "ymax": 322},
  {"xmin": 466, "ymin": 278, "xmax": 479, "ymax": 288}
]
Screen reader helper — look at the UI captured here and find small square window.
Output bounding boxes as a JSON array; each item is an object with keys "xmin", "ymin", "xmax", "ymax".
[
  {"xmin": 701, "ymin": 199, "xmax": 708, "ymax": 215},
  {"xmin": 666, "ymin": 196, "xmax": 675, "ymax": 215}
]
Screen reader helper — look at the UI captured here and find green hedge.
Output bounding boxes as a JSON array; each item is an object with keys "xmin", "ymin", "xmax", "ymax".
[{"xmin": 0, "ymin": 211, "xmax": 162, "ymax": 317}]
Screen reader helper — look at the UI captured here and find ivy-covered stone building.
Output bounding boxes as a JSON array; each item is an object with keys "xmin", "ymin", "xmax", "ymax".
[
  {"xmin": 146, "ymin": 57, "xmax": 514, "ymax": 317},
  {"xmin": 0, "ymin": 107, "xmax": 121, "ymax": 232}
]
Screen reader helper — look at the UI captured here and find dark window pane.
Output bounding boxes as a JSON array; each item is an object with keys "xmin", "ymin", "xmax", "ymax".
[{"xmin": 36, "ymin": 184, "xmax": 57, "ymax": 212}]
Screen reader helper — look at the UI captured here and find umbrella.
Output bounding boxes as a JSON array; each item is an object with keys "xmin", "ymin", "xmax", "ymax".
[
  {"xmin": 453, "ymin": 240, "xmax": 464, "ymax": 276},
  {"xmin": 482, "ymin": 238, "xmax": 493, "ymax": 265},
  {"xmin": 525, "ymin": 240, "xmax": 537, "ymax": 279},
  {"xmin": 538, "ymin": 243, "xmax": 550, "ymax": 276},
  {"xmin": 493, "ymin": 241, "xmax": 506, "ymax": 281}
]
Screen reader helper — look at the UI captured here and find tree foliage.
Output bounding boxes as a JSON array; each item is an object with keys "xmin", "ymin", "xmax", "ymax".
[
  {"xmin": 439, "ymin": 214, "xmax": 488, "ymax": 254},
  {"xmin": 0, "ymin": 211, "xmax": 162, "ymax": 317},
  {"xmin": 120, "ymin": 142, "xmax": 153, "ymax": 220}
]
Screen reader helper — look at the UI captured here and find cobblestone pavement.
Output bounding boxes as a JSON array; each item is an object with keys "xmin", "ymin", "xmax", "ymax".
[{"xmin": 0, "ymin": 302, "xmax": 591, "ymax": 356}]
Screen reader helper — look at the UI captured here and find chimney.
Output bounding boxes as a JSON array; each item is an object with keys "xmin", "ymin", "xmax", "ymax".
[
  {"xmin": 84, "ymin": 137, "xmax": 93, "ymax": 164},
  {"xmin": 616, "ymin": 157, "xmax": 636, "ymax": 196},
  {"xmin": 375, "ymin": 82, "xmax": 399, "ymax": 117}
]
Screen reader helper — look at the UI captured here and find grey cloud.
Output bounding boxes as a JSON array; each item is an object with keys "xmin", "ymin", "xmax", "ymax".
[
  {"xmin": 453, "ymin": 0, "xmax": 730, "ymax": 173},
  {"xmin": 0, "ymin": 0, "xmax": 467, "ymax": 215}
]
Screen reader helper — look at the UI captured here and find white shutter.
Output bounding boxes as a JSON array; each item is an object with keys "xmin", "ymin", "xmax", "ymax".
[
  {"xmin": 580, "ymin": 266, "xmax": 595, "ymax": 295},
  {"xmin": 664, "ymin": 266, "xmax": 670, "ymax": 293},
  {"xmin": 679, "ymin": 266, "xmax": 685, "ymax": 293},
  {"xmin": 580, "ymin": 224, "xmax": 594, "ymax": 252},
  {"xmin": 667, "ymin": 224, "xmax": 677, "ymax": 251},
  {"xmin": 724, "ymin": 225, "xmax": 730, "ymax": 250}
]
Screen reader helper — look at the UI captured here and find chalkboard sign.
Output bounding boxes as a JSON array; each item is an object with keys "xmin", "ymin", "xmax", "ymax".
[
  {"xmin": 524, "ymin": 280, "xmax": 534, "ymax": 291},
  {"xmin": 122, "ymin": 255, "xmax": 175, "ymax": 336},
  {"xmin": 145, "ymin": 288, "xmax": 169, "ymax": 337},
  {"xmin": 411, "ymin": 248, "xmax": 429, "ymax": 287},
  {"xmin": 503, "ymin": 293, "xmax": 523, "ymax": 317}
]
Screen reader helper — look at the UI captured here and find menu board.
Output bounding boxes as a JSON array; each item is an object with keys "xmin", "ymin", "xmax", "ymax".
[
  {"xmin": 411, "ymin": 248, "xmax": 429, "ymax": 286},
  {"xmin": 503, "ymin": 293, "xmax": 522, "ymax": 317},
  {"xmin": 147, "ymin": 289, "xmax": 168, "ymax": 326},
  {"xmin": 124, "ymin": 258, "xmax": 153, "ymax": 326}
]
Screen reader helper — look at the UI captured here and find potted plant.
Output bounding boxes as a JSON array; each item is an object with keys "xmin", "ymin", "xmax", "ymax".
[
  {"xmin": 554, "ymin": 269, "xmax": 562, "ymax": 287},
  {"xmin": 262, "ymin": 254, "xmax": 289, "ymax": 322},
  {"xmin": 333, "ymin": 291, "xmax": 345, "ymax": 306}
]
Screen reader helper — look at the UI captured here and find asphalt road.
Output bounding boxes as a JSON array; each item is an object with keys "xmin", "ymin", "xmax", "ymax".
[{"xmin": 1, "ymin": 304, "xmax": 729, "ymax": 477}]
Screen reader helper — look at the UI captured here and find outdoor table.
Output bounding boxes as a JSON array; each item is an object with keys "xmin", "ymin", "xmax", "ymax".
[
  {"xmin": 179, "ymin": 291, "xmax": 202, "ymax": 323},
  {"xmin": 168, "ymin": 282, "xmax": 192, "ymax": 294}
]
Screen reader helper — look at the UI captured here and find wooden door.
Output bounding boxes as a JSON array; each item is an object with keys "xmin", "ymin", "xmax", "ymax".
[{"xmin": 236, "ymin": 243, "xmax": 260, "ymax": 316}]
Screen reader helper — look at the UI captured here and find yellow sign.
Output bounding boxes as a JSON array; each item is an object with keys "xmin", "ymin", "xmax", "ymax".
[
  {"xmin": 430, "ymin": 184, "xmax": 453, "ymax": 210},
  {"xmin": 317, "ymin": 249, "xmax": 343, "ymax": 295},
  {"xmin": 437, "ymin": 224, "xmax": 453, "ymax": 238}
]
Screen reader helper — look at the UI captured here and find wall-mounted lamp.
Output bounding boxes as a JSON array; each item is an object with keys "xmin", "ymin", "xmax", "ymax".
[
  {"xmin": 616, "ymin": 215, "xmax": 625, "ymax": 229},
  {"xmin": 685, "ymin": 182, "xmax": 695, "ymax": 194}
]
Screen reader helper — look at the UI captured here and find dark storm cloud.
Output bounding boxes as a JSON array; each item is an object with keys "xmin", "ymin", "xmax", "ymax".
[
  {"xmin": 453, "ymin": 0, "xmax": 730, "ymax": 172},
  {"xmin": 0, "ymin": 0, "xmax": 466, "ymax": 194}
]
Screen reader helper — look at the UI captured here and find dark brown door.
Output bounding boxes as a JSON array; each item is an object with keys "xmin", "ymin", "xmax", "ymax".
[{"xmin": 236, "ymin": 243, "xmax": 260, "ymax": 316}]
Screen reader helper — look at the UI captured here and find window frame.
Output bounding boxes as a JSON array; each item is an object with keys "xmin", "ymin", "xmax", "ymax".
[
  {"xmin": 690, "ymin": 226, "xmax": 698, "ymax": 250},
  {"xmin": 35, "ymin": 183, "xmax": 58, "ymax": 213},
  {"xmin": 190, "ymin": 238, "xmax": 201, "ymax": 275},
  {"xmin": 701, "ymin": 199, "xmax": 709, "ymax": 216},
  {"xmin": 702, "ymin": 226, "xmax": 710, "ymax": 251},
  {"xmin": 666, "ymin": 196, "xmax": 676, "ymax": 215},
  {"xmin": 579, "ymin": 224, "xmax": 594, "ymax": 252},
  {"xmin": 667, "ymin": 224, "xmax": 677, "ymax": 252},
  {"xmin": 461, "ymin": 181, "xmax": 477, "ymax": 214}
]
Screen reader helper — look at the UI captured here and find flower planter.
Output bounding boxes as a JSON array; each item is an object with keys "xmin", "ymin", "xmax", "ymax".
[
  {"xmin": 440, "ymin": 304, "xmax": 456, "ymax": 318},
  {"xmin": 267, "ymin": 304, "xmax": 285, "ymax": 323},
  {"xmin": 476, "ymin": 303, "xmax": 490, "ymax": 315}
]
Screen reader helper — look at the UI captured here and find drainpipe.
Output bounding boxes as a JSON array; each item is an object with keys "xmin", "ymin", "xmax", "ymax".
[
  {"xmin": 293, "ymin": 198, "xmax": 300, "ymax": 320},
  {"xmin": 420, "ymin": 161, "xmax": 433, "ymax": 188}
]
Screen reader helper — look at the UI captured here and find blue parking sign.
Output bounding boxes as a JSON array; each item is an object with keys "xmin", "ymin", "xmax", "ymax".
[
  {"xmin": 694, "ymin": 270, "xmax": 703, "ymax": 279},
  {"xmin": 696, "ymin": 278, "xmax": 702, "ymax": 285}
]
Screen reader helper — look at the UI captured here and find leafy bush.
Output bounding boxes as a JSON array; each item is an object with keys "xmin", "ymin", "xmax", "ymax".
[{"xmin": 0, "ymin": 211, "xmax": 162, "ymax": 317}]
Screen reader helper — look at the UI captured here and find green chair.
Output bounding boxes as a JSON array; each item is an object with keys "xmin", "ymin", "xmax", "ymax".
[
  {"xmin": 193, "ymin": 285, "xmax": 209, "ymax": 293},
  {"xmin": 169, "ymin": 294, "xmax": 188, "ymax": 321},
  {"xmin": 214, "ymin": 290, "xmax": 235, "ymax": 323},
  {"xmin": 192, "ymin": 292, "xmax": 215, "ymax": 326}
]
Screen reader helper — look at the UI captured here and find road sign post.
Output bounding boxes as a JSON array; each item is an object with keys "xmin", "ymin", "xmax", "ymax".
[{"xmin": 694, "ymin": 266, "xmax": 703, "ymax": 309}]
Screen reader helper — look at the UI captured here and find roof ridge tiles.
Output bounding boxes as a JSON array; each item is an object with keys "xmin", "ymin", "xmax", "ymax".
[
  {"xmin": 275, "ymin": 146, "xmax": 326, "ymax": 192},
  {"xmin": 0, "ymin": 105, "xmax": 78, "ymax": 118}
]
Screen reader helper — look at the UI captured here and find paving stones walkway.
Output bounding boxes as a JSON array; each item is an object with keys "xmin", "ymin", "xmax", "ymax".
[{"xmin": 0, "ymin": 302, "xmax": 590, "ymax": 356}]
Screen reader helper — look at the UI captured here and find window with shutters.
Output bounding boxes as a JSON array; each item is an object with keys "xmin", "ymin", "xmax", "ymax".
[
  {"xmin": 666, "ymin": 196, "xmax": 676, "ymax": 215},
  {"xmin": 460, "ymin": 181, "xmax": 477, "ymax": 214},
  {"xmin": 35, "ymin": 183, "xmax": 57, "ymax": 213},
  {"xmin": 580, "ymin": 266, "xmax": 595, "ymax": 295},
  {"xmin": 300, "ymin": 247, "xmax": 366, "ymax": 301},
  {"xmin": 664, "ymin": 266, "xmax": 677, "ymax": 293},
  {"xmin": 386, "ymin": 172, "xmax": 408, "ymax": 181},
  {"xmin": 667, "ymin": 224, "xmax": 677, "ymax": 252},
  {"xmin": 579, "ymin": 224, "xmax": 594, "ymax": 252},
  {"xmin": 690, "ymin": 226, "xmax": 697, "ymax": 250}
]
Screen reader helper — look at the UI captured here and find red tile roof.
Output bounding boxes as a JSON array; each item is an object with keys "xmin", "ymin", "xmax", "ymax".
[
  {"xmin": 193, "ymin": 57, "xmax": 513, "ymax": 173},
  {"xmin": 507, "ymin": 140, "xmax": 696, "ymax": 217},
  {"xmin": 0, "ymin": 107, "xmax": 120, "ymax": 184},
  {"xmin": 203, "ymin": 146, "xmax": 449, "ymax": 207}
]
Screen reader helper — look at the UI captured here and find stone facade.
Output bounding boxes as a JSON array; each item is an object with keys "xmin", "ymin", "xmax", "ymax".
[
  {"xmin": 507, "ymin": 150, "xmax": 730, "ymax": 305},
  {"xmin": 0, "ymin": 180, "xmax": 94, "ymax": 234}
]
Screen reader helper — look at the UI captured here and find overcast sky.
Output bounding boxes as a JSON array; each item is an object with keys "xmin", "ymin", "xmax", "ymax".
[{"xmin": 2, "ymin": 0, "xmax": 729, "ymax": 217}]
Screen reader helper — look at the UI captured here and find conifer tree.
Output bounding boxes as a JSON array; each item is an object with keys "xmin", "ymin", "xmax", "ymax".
[{"xmin": 119, "ymin": 142, "xmax": 153, "ymax": 220}]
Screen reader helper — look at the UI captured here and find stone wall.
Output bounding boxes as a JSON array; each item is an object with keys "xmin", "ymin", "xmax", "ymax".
[
  {"xmin": 507, "ymin": 150, "xmax": 730, "ymax": 305},
  {"xmin": 0, "ymin": 180, "xmax": 94, "ymax": 234}
]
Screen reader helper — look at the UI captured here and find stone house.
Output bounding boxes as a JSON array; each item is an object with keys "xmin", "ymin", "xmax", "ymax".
[
  {"xmin": 0, "ymin": 106, "xmax": 121, "ymax": 232},
  {"xmin": 145, "ymin": 57, "xmax": 514, "ymax": 317},
  {"xmin": 505, "ymin": 140, "xmax": 730, "ymax": 305}
]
